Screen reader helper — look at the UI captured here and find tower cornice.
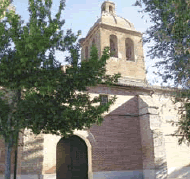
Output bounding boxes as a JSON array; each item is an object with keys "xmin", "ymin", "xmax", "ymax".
[{"xmin": 79, "ymin": 22, "xmax": 142, "ymax": 46}]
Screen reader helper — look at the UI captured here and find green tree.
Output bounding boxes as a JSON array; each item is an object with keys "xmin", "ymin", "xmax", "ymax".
[
  {"xmin": 134, "ymin": 0, "xmax": 190, "ymax": 144},
  {"xmin": 0, "ymin": 0, "xmax": 120, "ymax": 178},
  {"xmin": 0, "ymin": 0, "xmax": 13, "ymax": 19}
]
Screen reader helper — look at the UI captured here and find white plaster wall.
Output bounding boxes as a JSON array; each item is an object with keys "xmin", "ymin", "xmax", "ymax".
[
  {"xmin": 42, "ymin": 134, "xmax": 61, "ymax": 174},
  {"xmin": 160, "ymin": 98, "xmax": 190, "ymax": 178}
]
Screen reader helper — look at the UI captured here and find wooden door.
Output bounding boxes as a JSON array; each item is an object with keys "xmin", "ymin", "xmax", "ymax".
[
  {"xmin": 56, "ymin": 138, "xmax": 72, "ymax": 179},
  {"xmin": 70, "ymin": 136, "xmax": 88, "ymax": 179},
  {"xmin": 56, "ymin": 136, "xmax": 88, "ymax": 179}
]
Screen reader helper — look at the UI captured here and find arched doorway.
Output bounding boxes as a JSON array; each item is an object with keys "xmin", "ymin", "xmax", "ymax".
[{"xmin": 56, "ymin": 135, "xmax": 88, "ymax": 179}]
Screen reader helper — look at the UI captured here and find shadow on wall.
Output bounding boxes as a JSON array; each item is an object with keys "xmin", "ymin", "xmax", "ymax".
[
  {"xmin": 168, "ymin": 164, "xmax": 190, "ymax": 179},
  {"xmin": 21, "ymin": 136, "xmax": 44, "ymax": 176},
  {"xmin": 153, "ymin": 130, "xmax": 168, "ymax": 179},
  {"xmin": 0, "ymin": 133, "xmax": 44, "ymax": 178},
  {"xmin": 154, "ymin": 157, "xmax": 168, "ymax": 179}
]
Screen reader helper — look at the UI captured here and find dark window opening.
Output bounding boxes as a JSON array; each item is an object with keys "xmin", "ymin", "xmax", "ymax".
[
  {"xmin": 102, "ymin": 6, "xmax": 106, "ymax": 12},
  {"xmin": 85, "ymin": 46, "xmax": 88, "ymax": 60},
  {"xmin": 100, "ymin": 95, "xmax": 108, "ymax": 105},
  {"xmin": 92, "ymin": 39, "xmax": 95, "ymax": 46},
  {"xmin": 110, "ymin": 35, "xmax": 118, "ymax": 58},
  {"xmin": 125, "ymin": 38, "xmax": 134, "ymax": 61},
  {"xmin": 109, "ymin": 6, "xmax": 113, "ymax": 13}
]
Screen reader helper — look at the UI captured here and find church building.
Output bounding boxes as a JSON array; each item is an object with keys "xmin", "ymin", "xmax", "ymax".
[{"xmin": 1, "ymin": 1, "xmax": 190, "ymax": 179}]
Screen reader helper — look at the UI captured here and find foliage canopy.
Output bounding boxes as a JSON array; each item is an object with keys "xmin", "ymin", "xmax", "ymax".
[{"xmin": 0, "ymin": 0, "xmax": 120, "ymax": 178}]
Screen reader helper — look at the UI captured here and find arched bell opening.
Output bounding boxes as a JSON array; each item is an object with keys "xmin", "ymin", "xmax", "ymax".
[
  {"xmin": 109, "ymin": 5, "xmax": 113, "ymax": 13},
  {"xmin": 110, "ymin": 34, "xmax": 118, "ymax": 58},
  {"xmin": 92, "ymin": 38, "xmax": 95, "ymax": 46},
  {"xmin": 125, "ymin": 38, "xmax": 135, "ymax": 61}
]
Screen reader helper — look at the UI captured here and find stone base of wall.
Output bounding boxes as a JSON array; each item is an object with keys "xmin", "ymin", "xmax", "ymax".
[
  {"xmin": 0, "ymin": 175, "xmax": 14, "ymax": 179},
  {"xmin": 0, "ymin": 174, "xmax": 42, "ymax": 179},
  {"xmin": 143, "ymin": 169, "xmax": 156, "ymax": 179},
  {"xmin": 167, "ymin": 166, "xmax": 190, "ymax": 179},
  {"xmin": 93, "ymin": 170, "xmax": 143, "ymax": 179},
  {"xmin": 43, "ymin": 174, "xmax": 56, "ymax": 179},
  {"xmin": 3, "ymin": 168, "xmax": 189, "ymax": 179},
  {"xmin": 0, "ymin": 171, "xmax": 143, "ymax": 179}
]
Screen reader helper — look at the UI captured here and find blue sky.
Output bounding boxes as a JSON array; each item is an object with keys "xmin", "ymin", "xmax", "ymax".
[{"xmin": 11, "ymin": 0, "xmax": 164, "ymax": 85}]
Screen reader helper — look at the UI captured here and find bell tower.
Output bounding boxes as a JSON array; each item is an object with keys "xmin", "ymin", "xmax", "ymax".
[
  {"xmin": 101, "ymin": 1, "xmax": 116, "ymax": 14},
  {"xmin": 79, "ymin": 1, "xmax": 146, "ymax": 83}
]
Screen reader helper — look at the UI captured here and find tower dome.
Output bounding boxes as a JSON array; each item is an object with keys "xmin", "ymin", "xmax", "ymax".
[
  {"xmin": 100, "ymin": 1, "xmax": 135, "ymax": 31},
  {"xmin": 85, "ymin": 0, "xmax": 136, "ymax": 37}
]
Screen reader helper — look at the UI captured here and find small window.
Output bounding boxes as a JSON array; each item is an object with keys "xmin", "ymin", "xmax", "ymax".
[{"xmin": 100, "ymin": 95, "xmax": 108, "ymax": 105}]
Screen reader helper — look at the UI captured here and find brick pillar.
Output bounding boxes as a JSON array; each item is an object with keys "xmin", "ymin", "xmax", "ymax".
[{"xmin": 138, "ymin": 95, "xmax": 168, "ymax": 179}]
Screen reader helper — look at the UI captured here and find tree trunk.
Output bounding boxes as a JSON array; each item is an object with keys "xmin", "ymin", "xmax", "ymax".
[
  {"xmin": 5, "ymin": 141, "xmax": 12, "ymax": 179},
  {"xmin": 13, "ymin": 132, "xmax": 18, "ymax": 179}
]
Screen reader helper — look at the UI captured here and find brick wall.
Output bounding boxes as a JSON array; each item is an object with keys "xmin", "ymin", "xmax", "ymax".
[{"xmin": 89, "ymin": 86, "xmax": 143, "ymax": 172}]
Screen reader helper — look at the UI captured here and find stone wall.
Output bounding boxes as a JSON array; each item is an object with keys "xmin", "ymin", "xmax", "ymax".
[
  {"xmin": 139, "ymin": 93, "xmax": 190, "ymax": 179},
  {"xmin": 100, "ymin": 26, "xmax": 146, "ymax": 81},
  {"xmin": 138, "ymin": 94, "xmax": 168, "ymax": 179},
  {"xmin": 81, "ymin": 26, "xmax": 101, "ymax": 61}
]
